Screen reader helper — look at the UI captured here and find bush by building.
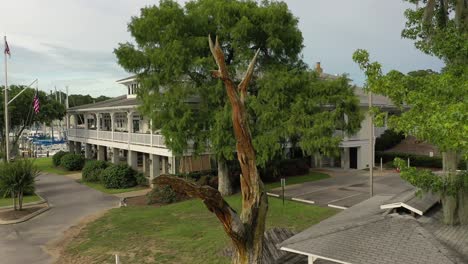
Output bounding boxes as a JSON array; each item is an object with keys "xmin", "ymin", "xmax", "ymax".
[
  {"xmin": 135, "ymin": 172, "xmax": 149, "ymax": 187},
  {"xmin": 60, "ymin": 153, "xmax": 85, "ymax": 171},
  {"xmin": 146, "ymin": 184, "xmax": 187, "ymax": 205},
  {"xmin": 375, "ymin": 151, "xmax": 465, "ymax": 169},
  {"xmin": 100, "ymin": 164, "xmax": 137, "ymax": 189},
  {"xmin": 53, "ymin": 151, "xmax": 69, "ymax": 167},
  {"xmin": 82, "ymin": 160, "xmax": 109, "ymax": 182}
]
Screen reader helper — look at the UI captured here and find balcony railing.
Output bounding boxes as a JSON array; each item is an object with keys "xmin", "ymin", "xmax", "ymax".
[{"xmin": 68, "ymin": 128, "xmax": 166, "ymax": 148}]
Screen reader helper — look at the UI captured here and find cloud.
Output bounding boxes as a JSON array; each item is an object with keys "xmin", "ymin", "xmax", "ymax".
[{"xmin": 1, "ymin": 0, "xmax": 444, "ymax": 98}]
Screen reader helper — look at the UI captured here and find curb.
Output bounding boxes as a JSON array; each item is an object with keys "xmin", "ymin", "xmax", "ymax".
[
  {"xmin": 0, "ymin": 193, "xmax": 51, "ymax": 225},
  {"xmin": 0, "ymin": 205, "xmax": 51, "ymax": 225}
]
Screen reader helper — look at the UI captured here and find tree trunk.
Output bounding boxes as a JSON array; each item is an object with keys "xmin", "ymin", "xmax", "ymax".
[
  {"xmin": 12, "ymin": 192, "xmax": 17, "ymax": 211},
  {"xmin": 441, "ymin": 151, "xmax": 460, "ymax": 225},
  {"xmin": 19, "ymin": 190, "xmax": 24, "ymax": 211},
  {"xmin": 155, "ymin": 36, "xmax": 267, "ymax": 264},
  {"xmin": 218, "ymin": 158, "xmax": 233, "ymax": 196}
]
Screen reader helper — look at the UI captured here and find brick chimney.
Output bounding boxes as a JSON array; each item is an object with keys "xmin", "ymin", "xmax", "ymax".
[{"xmin": 315, "ymin": 62, "xmax": 323, "ymax": 75}]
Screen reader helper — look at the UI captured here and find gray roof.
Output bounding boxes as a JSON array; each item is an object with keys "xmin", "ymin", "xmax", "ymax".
[
  {"xmin": 280, "ymin": 195, "xmax": 468, "ymax": 264},
  {"xmin": 68, "ymin": 95, "xmax": 138, "ymax": 112},
  {"xmin": 380, "ymin": 189, "xmax": 439, "ymax": 216}
]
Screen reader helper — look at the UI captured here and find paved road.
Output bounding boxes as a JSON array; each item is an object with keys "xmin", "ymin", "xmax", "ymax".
[
  {"xmin": 0, "ymin": 173, "xmax": 119, "ymax": 264},
  {"xmin": 270, "ymin": 168, "xmax": 413, "ymax": 209}
]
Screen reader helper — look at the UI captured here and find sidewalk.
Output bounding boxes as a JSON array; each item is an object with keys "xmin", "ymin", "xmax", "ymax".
[{"xmin": 113, "ymin": 188, "xmax": 151, "ymax": 198}]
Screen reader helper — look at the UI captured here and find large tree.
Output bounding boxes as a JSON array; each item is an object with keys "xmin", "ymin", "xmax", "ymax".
[
  {"xmin": 352, "ymin": 0, "xmax": 468, "ymax": 224},
  {"xmin": 115, "ymin": 0, "xmax": 362, "ymax": 195},
  {"xmin": 157, "ymin": 36, "xmax": 267, "ymax": 264}
]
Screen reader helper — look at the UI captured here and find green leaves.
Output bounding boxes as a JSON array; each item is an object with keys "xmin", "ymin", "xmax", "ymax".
[{"xmin": 115, "ymin": 0, "xmax": 362, "ymax": 167}]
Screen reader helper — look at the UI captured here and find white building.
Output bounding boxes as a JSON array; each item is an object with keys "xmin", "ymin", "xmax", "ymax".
[{"xmin": 66, "ymin": 76, "xmax": 213, "ymax": 183}]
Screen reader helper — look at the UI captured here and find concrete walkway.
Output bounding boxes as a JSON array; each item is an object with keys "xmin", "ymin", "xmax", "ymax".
[
  {"xmin": 0, "ymin": 173, "xmax": 119, "ymax": 264},
  {"xmin": 270, "ymin": 168, "xmax": 413, "ymax": 209},
  {"xmin": 113, "ymin": 188, "xmax": 151, "ymax": 198}
]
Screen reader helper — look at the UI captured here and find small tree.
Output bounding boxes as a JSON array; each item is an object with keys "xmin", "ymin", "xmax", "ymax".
[
  {"xmin": 0, "ymin": 159, "xmax": 39, "ymax": 210},
  {"xmin": 353, "ymin": 0, "xmax": 467, "ymax": 224}
]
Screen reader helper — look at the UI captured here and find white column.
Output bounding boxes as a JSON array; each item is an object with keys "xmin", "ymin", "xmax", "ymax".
[
  {"xmin": 127, "ymin": 150, "xmax": 138, "ymax": 170},
  {"xmin": 150, "ymin": 119, "xmax": 153, "ymax": 146},
  {"xmin": 161, "ymin": 157, "xmax": 167, "ymax": 174},
  {"xmin": 96, "ymin": 113, "xmax": 101, "ymax": 131},
  {"xmin": 341, "ymin": 148, "xmax": 350, "ymax": 169},
  {"xmin": 111, "ymin": 147, "xmax": 119, "ymax": 164},
  {"xmin": 168, "ymin": 156, "xmax": 177, "ymax": 174},
  {"xmin": 84, "ymin": 114, "xmax": 89, "ymax": 129},
  {"xmin": 110, "ymin": 112, "xmax": 115, "ymax": 141},
  {"xmin": 142, "ymin": 154, "xmax": 149, "ymax": 176},
  {"xmin": 73, "ymin": 114, "xmax": 78, "ymax": 128},
  {"xmin": 150, "ymin": 154, "xmax": 160, "ymax": 185},
  {"xmin": 308, "ymin": 255, "xmax": 317, "ymax": 264}
]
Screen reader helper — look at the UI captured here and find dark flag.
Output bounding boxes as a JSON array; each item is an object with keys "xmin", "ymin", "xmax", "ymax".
[
  {"xmin": 4, "ymin": 38, "xmax": 10, "ymax": 57},
  {"xmin": 33, "ymin": 90, "xmax": 40, "ymax": 114}
]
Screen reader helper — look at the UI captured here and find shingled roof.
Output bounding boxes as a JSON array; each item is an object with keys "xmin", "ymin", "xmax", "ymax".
[
  {"xmin": 68, "ymin": 95, "xmax": 138, "ymax": 112},
  {"xmin": 279, "ymin": 194, "xmax": 468, "ymax": 264}
]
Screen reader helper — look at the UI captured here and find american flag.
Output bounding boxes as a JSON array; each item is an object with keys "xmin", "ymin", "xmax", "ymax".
[
  {"xmin": 4, "ymin": 38, "xmax": 10, "ymax": 57},
  {"xmin": 33, "ymin": 90, "xmax": 40, "ymax": 114}
]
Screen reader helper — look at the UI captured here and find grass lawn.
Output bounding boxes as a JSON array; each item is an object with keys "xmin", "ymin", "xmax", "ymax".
[
  {"xmin": 0, "ymin": 194, "xmax": 41, "ymax": 207},
  {"xmin": 264, "ymin": 171, "xmax": 330, "ymax": 190},
  {"xmin": 34, "ymin": 157, "xmax": 77, "ymax": 175},
  {"xmin": 77, "ymin": 180, "xmax": 147, "ymax": 194},
  {"xmin": 64, "ymin": 195, "xmax": 337, "ymax": 264}
]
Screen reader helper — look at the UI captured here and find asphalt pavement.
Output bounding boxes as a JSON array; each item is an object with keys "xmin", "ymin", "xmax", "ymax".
[{"xmin": 0, "ymin": 173, "xmax": 119, "ymax": 264}]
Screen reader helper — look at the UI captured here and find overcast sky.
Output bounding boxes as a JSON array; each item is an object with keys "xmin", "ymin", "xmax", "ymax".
[{"xmin": 1, "ymin": 0, "xmax": 444, "ymax": 97}]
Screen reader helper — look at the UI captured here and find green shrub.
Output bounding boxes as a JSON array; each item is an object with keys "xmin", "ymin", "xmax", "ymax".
[
  {"xmin": 101, "ymin": 164, "xmax": 137, "ymax": 189},
  {"xmin": 375, "ymin": 130, "xmax": 405, "ymax": 151},
  {"xmin": 135, "ymin": 172, "xmax": 149, "ymax": 187},
  {"xmin": 146, "ymin": 184, "xmax": 185, "ymax": 205},
  {"xmin": 53, "ymin": 151, "xmax": 69, "ymax": 167},
  {"xmin": 60, "ymin": 154, "xmax": 85, "ymax": 171},
  {"xmin": 82, "ymin": 160, "xmax": 108, "ymax": 182}
]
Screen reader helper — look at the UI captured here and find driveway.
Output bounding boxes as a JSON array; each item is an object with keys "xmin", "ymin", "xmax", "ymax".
[
  {"xmin": 0, "ymin": 173, "xmax": 119, "ymax": 264},
  {"xmin": 269, "ymin": 168, "xmax": 413, "ymax": 209}
]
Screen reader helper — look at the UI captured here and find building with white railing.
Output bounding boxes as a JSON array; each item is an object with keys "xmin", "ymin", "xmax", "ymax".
[
  {"xmin": 312, "ymin": 63, "xmax": 396, "ymax": 170},
  {"xmin": 66, "ymin": 76, "xmax": 213, "ymax": 182}
]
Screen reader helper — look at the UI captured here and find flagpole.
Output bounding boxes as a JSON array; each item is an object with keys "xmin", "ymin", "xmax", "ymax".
[{"xmin": 4, "ymin": 36, "xmax": 10, "ymax": 162}]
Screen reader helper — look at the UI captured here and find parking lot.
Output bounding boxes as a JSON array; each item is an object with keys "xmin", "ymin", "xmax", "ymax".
[{"xmin": 268, "ymin": 168, "xmax": 413, "ymax": 209}]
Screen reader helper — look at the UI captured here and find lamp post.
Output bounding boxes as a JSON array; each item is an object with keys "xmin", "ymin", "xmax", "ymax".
[{"xmin": 368, "ymin": 91, "xmax": 374, "ymax": 197}]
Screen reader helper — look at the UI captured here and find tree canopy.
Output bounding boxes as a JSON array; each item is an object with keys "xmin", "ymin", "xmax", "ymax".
[
  {"xmin": 353, "ymin": 0, "xmax": 468, "ymax": 225},
  {"xmin": 115, "ymin": 0, "xmax": 363, "ymax": 171}
]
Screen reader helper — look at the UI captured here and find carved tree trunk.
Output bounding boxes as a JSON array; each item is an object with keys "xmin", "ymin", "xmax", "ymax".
[
  {"xmin": 155, "ymin": 36, "xmax": 268, "ymax": 264},
  {"xmin": 218, "ymin": 157, "xmax": 233, "ymax": 196}
]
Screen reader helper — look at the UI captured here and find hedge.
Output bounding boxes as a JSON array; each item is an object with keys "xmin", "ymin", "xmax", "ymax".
[
  {"xmin": 82, "ymin": 160, "xmax": 108, "ymax": 182},
  {"xmin": 53, "ymin": 151, "xmax": 69, "ymax": 167},
  {"xmin": 376, "ymin": 151, "xmax": 466, "ymax": 169},
  {"xmin": 60, "ymin": 153, "xmax": 85, "ymax": 171},
  {"xmin": 100, "ymin": 164, "xmax": 137, "ymax": 189}
]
